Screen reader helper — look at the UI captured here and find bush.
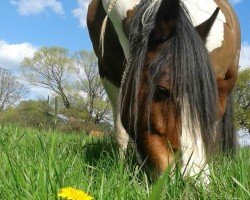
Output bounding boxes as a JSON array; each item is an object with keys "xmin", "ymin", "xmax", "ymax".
[
  {"xmin": 0, "ymin": 100, "xmax": 54, "ymax": 129},
  {"xmin": 0, "ymin": 99, "xmax": 112, "ymax": 135}
]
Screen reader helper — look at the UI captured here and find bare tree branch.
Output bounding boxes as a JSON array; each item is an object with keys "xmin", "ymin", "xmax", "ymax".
[
  {"xmin": 21, "ymin": 47, "xmax": 74, "ymax": 108},
  {"xmin": 72, "ymin": 51, "xmax": 112, "ymax": 123},
  {"xmin": 0, "ymin": 67, "xmax": 29, "ymax": 111}
]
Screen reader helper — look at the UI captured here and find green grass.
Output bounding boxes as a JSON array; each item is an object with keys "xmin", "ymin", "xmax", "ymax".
[{"xmin": 0, "ymin": 124, "xmax": 249, "ymax": 200}]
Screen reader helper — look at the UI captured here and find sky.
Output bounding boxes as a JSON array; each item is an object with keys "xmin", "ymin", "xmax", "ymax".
[{"xmin": 0, "ymin": 0, "xmax": 249, "ymax": 99}]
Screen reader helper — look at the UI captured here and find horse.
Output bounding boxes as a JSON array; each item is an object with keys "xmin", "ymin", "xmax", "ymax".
[{"xmin": 87, "ymin": 0, "xmax": 241, "ymax": 182}]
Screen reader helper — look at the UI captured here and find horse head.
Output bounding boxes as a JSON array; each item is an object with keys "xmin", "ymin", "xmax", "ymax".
[{"xmin": 120, "ymin": 0, "xmax": 220, "ymax": 180}]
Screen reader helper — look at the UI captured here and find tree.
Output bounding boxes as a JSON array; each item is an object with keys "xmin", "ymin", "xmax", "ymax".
[
  {"xmin": 22, "ymin": 48, "xmax": 112, "ymax": 124},
  {"xmin": 73, "ymin": 50, "xmax": 112, "ymax": 123},
  {"xmin": 0, "ymin": 67, "xmax": 29, "ymax": 111},
  {"xmin": 233, "ymin": 68, "xmax": 250, "ymax": 132},
  {"xmin": 22, "ymin": 47, "xmax": 74, "ymax": 109}
]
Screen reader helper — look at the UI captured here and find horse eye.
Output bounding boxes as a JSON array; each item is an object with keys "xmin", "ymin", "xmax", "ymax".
[{"xmin": 155, "ymin": 85, "xmax": 171, "ymax": 99}]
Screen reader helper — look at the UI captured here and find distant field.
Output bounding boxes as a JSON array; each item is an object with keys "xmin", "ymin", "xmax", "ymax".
[{"xmin": 0, "ymin": 125, "xmax": 249, "ymax": 199}]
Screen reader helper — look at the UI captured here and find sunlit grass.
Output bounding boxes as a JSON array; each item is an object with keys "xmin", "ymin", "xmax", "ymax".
[{"xmin": 0, "ymin": 124, "xmax": 249, "ymax": 199}]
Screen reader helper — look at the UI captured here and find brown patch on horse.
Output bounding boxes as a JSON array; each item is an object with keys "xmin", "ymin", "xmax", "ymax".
[
  {"xmin": 209, "ymin": 0, "xmax": 241, "ymax": 118},
  {"xmin": 122, "ymin": 67, "xmax": 181, "ymax": 175},
  {"xmin": 87, "ymin": 0, "xmax": 125, "ymax": 87},
  {"xmin": 121, "ymin": 42, "xmax": 181, "ymax": 175}
]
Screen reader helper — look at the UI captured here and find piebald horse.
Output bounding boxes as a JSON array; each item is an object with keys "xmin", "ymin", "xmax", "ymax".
[{"xmin": 87, "ymin": 0, "xmax": 240, "ymax": 182}]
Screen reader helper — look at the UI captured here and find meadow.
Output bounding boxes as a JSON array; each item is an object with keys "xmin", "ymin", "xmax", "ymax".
[{"xmin": 0, "ymin": 124, "xmax": 249, "ymax": 200}]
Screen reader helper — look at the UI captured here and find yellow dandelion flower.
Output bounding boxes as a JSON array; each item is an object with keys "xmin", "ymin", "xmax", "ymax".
[{"xmin": 58, "ymin": 187, "xmax": 93, "ymax": 200}]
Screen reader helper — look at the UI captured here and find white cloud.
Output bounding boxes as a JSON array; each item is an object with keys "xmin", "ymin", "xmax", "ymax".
[
  {"xmin": 0, "ymin": 40, "xmax": 36, "ymax": 72},
  {"xmin": 239, "ymin": 43, "xmax": 250, "ymax": 70},
  {"xmin": 72, "ymin": 0, "xmax": 91, "ymax": 28},
  {"xmin": 0, "ymin": 40, "xmax": 52, "ymax": 100},
  {"xmin": 10, "ymin": 0, "xmax": 64, "ymax": 16}
]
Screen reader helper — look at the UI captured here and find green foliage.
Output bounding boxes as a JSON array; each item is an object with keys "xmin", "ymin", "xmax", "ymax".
[
  {"xmin": 234, "ymin": 69, "xmax": 250, "ymax": 131},
  {"xmin": 22, "ymin": 47, "xmax": 74, "ymax": 108},
  {"xmin": 22, "ymin": 47, "xmax": 75, "ymax": 85},
  {"xmin": 73, "ymin": 50, "xmax": 112, "ymax": 123},
  {"xmin": 0, "ymin": 100, "xmax": 53, "ymax": 129},
  {"xmin": 0, "ymin": 124, "xmax": 249, "ymax": 199},
  {"xmin": 0, "ymin": 99, "xmax": 111, "ymax": 134}
]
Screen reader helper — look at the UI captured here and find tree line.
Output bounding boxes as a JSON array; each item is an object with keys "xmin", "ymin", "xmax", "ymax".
[{"xmin": 0, "ymin": 47, "xmax": 112, "ymax": 133}]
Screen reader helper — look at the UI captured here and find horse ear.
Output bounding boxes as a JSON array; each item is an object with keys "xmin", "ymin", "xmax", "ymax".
[
  {"xmin": 196, "ymin": 8, "xmax": 220, "ymax": 42},
  {"xmin": 150, "ymin": 0, "xmax": 180, "ymax": 43}
]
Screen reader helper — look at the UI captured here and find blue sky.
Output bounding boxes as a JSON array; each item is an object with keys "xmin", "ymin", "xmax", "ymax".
[
  {"xmin": 232, "ymin": 0, "xmax": 250, "ymax": 43},
  {"xmin": 0, "ymin": 0, "xmax": 249, "ymax": 98},
  {"xmin": 0, "ymin": 0, "xmax": 92, "ymax": 52}
]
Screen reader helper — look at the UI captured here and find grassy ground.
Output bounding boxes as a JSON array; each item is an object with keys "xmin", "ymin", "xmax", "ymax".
[{"xmin": 0, "ymin": 124, "xmax": 249, "ymax": 200}]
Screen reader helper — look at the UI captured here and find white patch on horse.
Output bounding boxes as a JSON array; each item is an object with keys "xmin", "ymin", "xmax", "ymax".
[
  {"xmin": 101, "ymin": 78, "xmax": 129, "ymax": 153},
  {"xmin": 180, "ymin": 99, "xmax": 210, "ymax": 184},
  {"xmin": 182, "ymin": 0, "xmax": 226, "ymax": 52},
  {"xmin": 102, "ymin": 0, "xmax": 140, "ymax": 59},
  {"xmin": 101, "ymin": 78, "xmax": 119, "ymax": 108}
]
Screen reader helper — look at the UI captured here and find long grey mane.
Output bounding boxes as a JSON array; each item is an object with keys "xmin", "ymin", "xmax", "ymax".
[{"xmin": 121, "ymin": 0, "xmax": 218, "ymax": 153}]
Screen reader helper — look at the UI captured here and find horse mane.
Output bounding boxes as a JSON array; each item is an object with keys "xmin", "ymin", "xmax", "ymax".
[{"xmin": 121, "ymin": 0, "xmax": 218, "ymax": 153}]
